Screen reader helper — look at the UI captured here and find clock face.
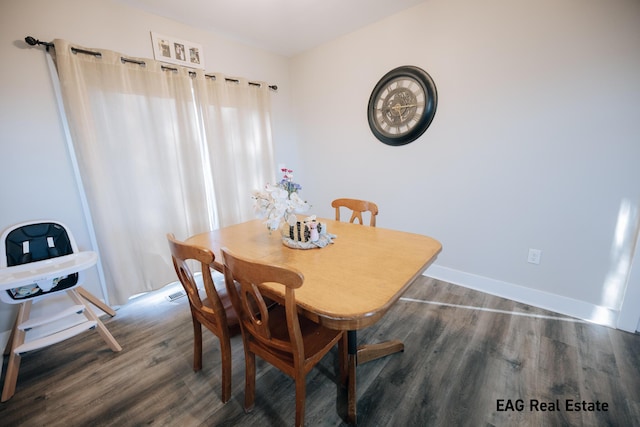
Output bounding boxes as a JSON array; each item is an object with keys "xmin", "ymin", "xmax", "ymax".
[{"xmin": 367, "ymin": 66, "xmax": 437, "ymax": 146}]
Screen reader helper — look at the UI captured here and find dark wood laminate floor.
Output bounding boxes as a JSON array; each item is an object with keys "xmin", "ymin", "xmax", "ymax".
[{"xmin": 1, "ymin": 277, "xmax": 639, "ymax": 426}]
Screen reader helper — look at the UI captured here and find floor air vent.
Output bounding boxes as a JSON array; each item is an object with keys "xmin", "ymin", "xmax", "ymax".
[{"xmin": 167, "ymin": 290, "xmax": 186, "ymax": 302}]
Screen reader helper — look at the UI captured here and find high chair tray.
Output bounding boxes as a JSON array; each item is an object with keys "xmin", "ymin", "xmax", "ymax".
[{"xmin": 0, "ymin": 252, "xmax": 97, "ymax": 291}]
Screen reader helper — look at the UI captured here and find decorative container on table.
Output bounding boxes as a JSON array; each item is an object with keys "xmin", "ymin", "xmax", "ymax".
[{"xmin": 281, "ymin": 215, "xmax": 335, "ymax": 249}]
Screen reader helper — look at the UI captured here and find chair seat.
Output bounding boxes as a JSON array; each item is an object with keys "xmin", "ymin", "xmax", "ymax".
[
  {"xmin": 202, "ymin": 284, "xmax": 240, "ymax": 330},
  {"xmin": 249, "ymin": 305, "xmax": 342, "ymax": 366}
]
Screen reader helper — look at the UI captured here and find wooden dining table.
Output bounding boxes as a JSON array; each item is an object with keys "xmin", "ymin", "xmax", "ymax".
[{"xmin": 186, "ymin": 218, "xmax": 442, "ymax": 424}]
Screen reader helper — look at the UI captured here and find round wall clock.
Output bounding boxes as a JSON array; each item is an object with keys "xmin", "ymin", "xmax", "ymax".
[{"xmin": 367, "ymin": 65, "xmax": 438, "ymax": 146}]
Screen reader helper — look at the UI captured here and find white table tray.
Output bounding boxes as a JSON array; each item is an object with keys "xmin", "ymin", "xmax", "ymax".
[{"xmin": 0, "ymin": 252, "xmax": 97, "ymax": 291}]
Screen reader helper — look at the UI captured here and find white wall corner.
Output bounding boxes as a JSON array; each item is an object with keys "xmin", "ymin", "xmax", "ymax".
[{"xmin": 616, "ymin": 242, "xmax": 640, "ymax": 333}]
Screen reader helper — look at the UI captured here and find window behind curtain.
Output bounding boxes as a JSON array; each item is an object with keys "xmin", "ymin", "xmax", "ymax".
[{"xmin": 53, "ymin": 39, "xmax": 275, "ymax": 305}]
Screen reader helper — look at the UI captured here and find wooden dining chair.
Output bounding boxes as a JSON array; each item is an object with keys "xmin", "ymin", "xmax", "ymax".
[
  {"xmin": 221, "ymin": 248, "xmax": 347, "ymax": 427},
  {"xmin": 166, "ymin": 234, "xmax": 239, "ymax": 403},
  {"xmin": 331, "ymin": 198, "xmax": 379, "ymax": 227}
]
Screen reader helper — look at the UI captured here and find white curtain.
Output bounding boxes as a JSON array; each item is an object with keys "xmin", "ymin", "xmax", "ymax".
[
  {"xmin": 196, "ymin": 75, "xmax": 275, "ymax": 226},
  {"xmin": 52, "ymin": 39, "xmax": 275, "ymax": 305}
]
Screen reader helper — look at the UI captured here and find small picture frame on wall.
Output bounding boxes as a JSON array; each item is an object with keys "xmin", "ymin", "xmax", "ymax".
[{"xmin": 150, "ymin": 32, "xmax": 205, "ymax": 70}]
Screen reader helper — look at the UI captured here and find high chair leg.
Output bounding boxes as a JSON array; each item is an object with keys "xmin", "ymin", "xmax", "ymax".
[
  {"xmin": 68, "ymin": 290, "xmax": 122, "ymax": 352},
  {"xmin": 77, "ymin": 286, "xmax": 117, "ymax": 317},
  {"xmin": 1, "ymin": 301, "xmax": 31, "ymax": 402}
]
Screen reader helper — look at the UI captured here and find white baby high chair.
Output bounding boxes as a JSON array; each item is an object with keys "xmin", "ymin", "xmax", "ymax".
[{"xmin": 0, "ymin": 220, "xmax": 121, "ymax": 401}]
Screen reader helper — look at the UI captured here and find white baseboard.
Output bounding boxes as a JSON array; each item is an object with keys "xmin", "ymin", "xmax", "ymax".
[
  {"xmin": 424, "ymin": 264, "xmax": 619, "ymax": 329},
  {"xmin": 1, "ymin": 266, "xmax": 623, "ymax": 347}
]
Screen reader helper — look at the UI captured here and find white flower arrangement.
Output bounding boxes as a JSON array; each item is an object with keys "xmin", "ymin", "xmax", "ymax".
[{"xmin": 252, "ymin": 168, "xmax": 310, "ymax": 231}]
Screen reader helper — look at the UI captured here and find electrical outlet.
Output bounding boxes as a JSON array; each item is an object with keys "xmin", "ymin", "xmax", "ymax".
[{"xmin": 527, "ymin": 248, "xmax": 542, "ymax": 264}]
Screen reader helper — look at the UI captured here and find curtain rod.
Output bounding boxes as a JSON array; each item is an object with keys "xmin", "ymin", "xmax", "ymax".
[{"xmin": 24, "ymin": 36, "xmax": 278, "ymax": 91}]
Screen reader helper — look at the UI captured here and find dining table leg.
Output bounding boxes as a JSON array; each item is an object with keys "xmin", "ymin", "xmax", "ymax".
[
  {"xmin": 346, "ymin": 330, "xmax": 405, "ymax": 425},
  {"xmin": 347, "ymin": 330, "xmax": 358, "ymax": 425},
  {"xmin": 356, "ymin": 339, "xmax": 404, "ymax": 364}
]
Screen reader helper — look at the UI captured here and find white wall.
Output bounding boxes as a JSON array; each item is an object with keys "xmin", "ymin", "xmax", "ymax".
[
  {"xmin": 289, "ymin": 0, "xmax": 640, "ymax": 328},
  {"xmin": 0, "ymin": 0, "xmax": 293, "ymax": 336},
  {"xmin": 2, "ymin": 0, "xmax": 639, "ymax": 341}
]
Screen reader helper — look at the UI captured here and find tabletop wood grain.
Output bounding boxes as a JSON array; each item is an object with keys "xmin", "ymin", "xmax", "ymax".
[{"xmin": 186, "ymin": 218, "xmax": 442, "ymax": 330}]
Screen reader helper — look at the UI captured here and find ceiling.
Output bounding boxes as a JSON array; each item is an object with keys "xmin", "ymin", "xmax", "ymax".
[{"xmin": 116, "ymin": 0, "xmax": 427, "ymax": 57}]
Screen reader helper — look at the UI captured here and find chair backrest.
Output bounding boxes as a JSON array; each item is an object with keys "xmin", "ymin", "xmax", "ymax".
[
  {"xmin": 221, "ymin": 248, "xmax": 305, "ymax": 363},
  {"xmin": 166, "ymin": 234, "xmax": 232, "ymax": 328},
  {"xmin": 331, "ymin": 198, "xmax": 379, "ymax": 227},
  {"xmin": 1, "ymin": 220, "xmax": 77, "ymax": 268},
  {"xmin": 0, "ymin": 220, "xmax": 81, "ymax": 301}
]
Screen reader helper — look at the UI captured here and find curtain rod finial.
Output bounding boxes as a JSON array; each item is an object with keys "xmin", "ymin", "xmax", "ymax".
[{"xmin": 25, "ymin": 36, "xmax": 54, "ymax": 49}]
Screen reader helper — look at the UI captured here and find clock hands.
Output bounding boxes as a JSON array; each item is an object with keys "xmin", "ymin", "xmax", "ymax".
[
  {"xmin": 379, "ymin": 102, "xmax": 421, "ymax": 113},
  {"xmin": 379, "ymin": 101, "xmax": 423, "ymax": 126},
  {"xmin": 390, "ymin": 103, "xmax": 419, "ymax": 113}
]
